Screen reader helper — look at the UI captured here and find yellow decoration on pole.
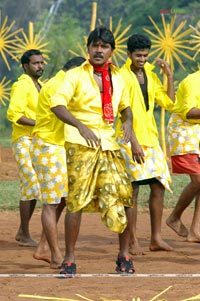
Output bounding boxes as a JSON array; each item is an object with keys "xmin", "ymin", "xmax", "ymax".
[
  {"xmin": 189, "ymin": 22, "xmax": 200, "ymax": 59},
  {"xmin": 69, "ymin": 2, "xmax": 131, "ymax": 67},
  {"xmin": 90, "ymin": 2, "xmax": 97, "ymax": 31},
  {"xmin": 13, "ymin": 21, "xmax": 50, "ymax": 62},
  {"xmin": 0, "ymin": 76, "xmax": 11, "ymax": 106},
  {"xmin": 0, "ymin": 15, "xmax": 22, "ymax": 70},
  {"xmin": 143, "ymin": 14, "xmax": 193, "ymax": 155}
]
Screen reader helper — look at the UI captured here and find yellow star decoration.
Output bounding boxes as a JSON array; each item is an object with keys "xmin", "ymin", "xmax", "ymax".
[
  {"xmin": 69, "ymin": 2, "xmax": 131, "ymax": 67},
  {"xmin": 0, "ymin": 76, "xmax": 11, "ymax": 106},
  {"xmin": 189, "ymin": 21, "xmax": 200, "ymax": 60},
  {"xmin": 100, "ymin": 17, "xmax": 131, "ymax": 67},
  {"xmin": 143, "ymin": 15, "xmax": 193, "ymax": 72},
  {"xmin": 13, "ymin": 22, "xmax": 50, "ymax": 62},
  {"xmin": 69, "ymin": 17, "xmax": 131, "ymax": 67},
  {"xmin": 143, "ymin": 14, "xmax": 194, "ymax": 156},
  {"xmin": 0, "ymin": 16, "xmax": 22, "ymax": 70}
]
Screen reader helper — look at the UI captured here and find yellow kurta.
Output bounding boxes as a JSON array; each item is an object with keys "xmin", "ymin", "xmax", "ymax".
[
  {"xmin": 7, "ymin": 74, "xmax": 43, "ymax": 142},
  {"xmin": 115, "ymin": 59, "xmax": 173, "ymax": 191}
]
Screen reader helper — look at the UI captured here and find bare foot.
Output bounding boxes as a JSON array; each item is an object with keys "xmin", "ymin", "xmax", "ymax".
[
  {"xmin": 166, "ymin": 216, "xmax": 188, "ymax": 237},
  {"xmin": 149, "ymin": 239, "xmax": 173, "ymax": 252},
  {"xmin": 18, "ymin": 238, "xmax": 38, "ymax": 247},
  {"xmin": 186, "ymin": 232, "xmax": 200, "ymax": 243},
  {"xmin": 129, "ymin": 241, "xmax": 146, "ymax": 255},
  {"xmin": 50, "ymin": 257, "xmax": 63, "ymax": 269},
  {"xmin": 33, "ymin": 243, "xmax": 51, "ymax": 264},
  {"xmin": 33, "ymin": 252, "xmax": 51, "ymax": 264},
  {"xmin": 15, "ymin": 229, "xmax": 23, "ymax": 241}
]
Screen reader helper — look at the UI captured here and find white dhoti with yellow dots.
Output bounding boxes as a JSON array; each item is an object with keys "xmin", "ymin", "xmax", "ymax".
[
  {"xmin": 65, "ymin": 142, "xmax": 133, "ymax": 234},
  {"xmin": 30, "ymin": 137, "xmax": 68, "ymax": 205},
  {"xmin": 118, "ymin": 138, "xmax": 172, "ymax": 192},
  {"xmin": 12, "ymin": 136, "xmax": 40, "ymax": 201}
]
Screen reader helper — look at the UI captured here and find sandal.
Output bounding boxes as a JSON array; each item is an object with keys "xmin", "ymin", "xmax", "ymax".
[
  {"xmin": 116, "ymin": 256, "xmax": 135, "ymax": 274},
  {"xmin": 59, "ymin": 262, "xmax": 76, "ymax": 278}
]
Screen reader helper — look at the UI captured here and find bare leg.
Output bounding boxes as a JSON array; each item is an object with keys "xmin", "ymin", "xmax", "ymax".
[
  {"xmin": 41, "ymin": 203, "xmax": 63, "ymax": 269},
  {"xmin": 166, "ymin": 175, "xmax": 200, "ymax": 237},
  {"xmin": 129, "ymin": 184, "xmax": 145, "ymax": 255},
  {"xmin": 117, "ymin": 207, "xmax": 135, "ymax": 273},
  {"xmin": 62, "ymin": 211, "xmax": 82, "ymax": 263},
  {"xmin": 16, "ymin": 199, "xmax": 37, "ymax": 247},
  {"xmin": 33, "ymin": 197, "xmax": 66, "ymax": 263},
  {"xmin": 187, "ymin": 194, "xmax": 200, "ymax": 242},
  {"xmin": 149, "ymin": 182, "xmax": 173, "ymax": 251}
]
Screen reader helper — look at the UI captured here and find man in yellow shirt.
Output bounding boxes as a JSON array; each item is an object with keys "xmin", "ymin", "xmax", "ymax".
[
  {"xmin": 50, "ymin": 26, "xmax": 137, "ymax": 277},
  {"xmin": 31, "ymin": 56, "xmax": 86, "ymax": 268},
  {"xmin": 116, "ymin": 34, "xmax": 175, "ymax": 255},
  {"xmin": 7, "ymin": 49, "xmax": 44, "ymax": 247},
  {"xmin": 167, "ymin": 70, "xmax": 200, "ymax": 243}
]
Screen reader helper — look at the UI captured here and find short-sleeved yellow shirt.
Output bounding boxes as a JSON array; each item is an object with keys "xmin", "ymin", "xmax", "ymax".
[
  {"xmin": 33, "ymin": 70, "xmax": 67, "ymax": 145},
  {"xmin": 115, "ymin": 59, "xmax": 174, "ymax": 147},
  {"xmin": 7, "ymin": 74, "xmax": 43, "ymax": 142},
  {"xmin": 168, "ymin": 71, "xmax": 200, "ymax": 156},
  {"xmin": 51, "ymin": 60, "xmax": 130, "ymax": 151}
]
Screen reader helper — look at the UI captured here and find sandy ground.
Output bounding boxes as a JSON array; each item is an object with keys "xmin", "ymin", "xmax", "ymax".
[{"xmin": 0, "ymin": 147, "xmax": 200, "ymax": 301}]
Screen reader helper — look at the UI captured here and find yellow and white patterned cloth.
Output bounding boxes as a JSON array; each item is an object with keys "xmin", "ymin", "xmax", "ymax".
[
  {"xmin": 30, "ymin": 137, "xmax": 68, "ymax": 204},
  {"xmin": 12, "ymin": 136, "xmax": 41, "ymax": 201},
  {"xmin": 65, "ymin": 142, "xmax": 133, "ymax": 234},
  {"xmin": 118, "ymin": 138, "xmax": 172, "ymax": 192},
  {"xmin": 167, "ymin": 113, "xmax": 200, "ymax": 156}
]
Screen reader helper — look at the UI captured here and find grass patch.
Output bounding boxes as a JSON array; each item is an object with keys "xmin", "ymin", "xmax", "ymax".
[
  {"xmin": 130, "ymin": 174, "xmax": 190, "ymax": 209},
  {"xmin": 0, "ymin": 174, "xmax": 190, "ymax": 211},
  {"xmin": 0, "ymin": 181, "xmax": 41, "ymax": 210}
]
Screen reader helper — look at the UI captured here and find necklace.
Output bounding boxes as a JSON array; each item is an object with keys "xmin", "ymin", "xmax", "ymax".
[{"xmin": 135, "ymin": 71, "xmax": 143, "ymax": 77}]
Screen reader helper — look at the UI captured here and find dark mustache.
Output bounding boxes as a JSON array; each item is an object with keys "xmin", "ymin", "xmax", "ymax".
[{"xmin": 94, "ymin": 54, "xmax": 103, "ymax": 59}]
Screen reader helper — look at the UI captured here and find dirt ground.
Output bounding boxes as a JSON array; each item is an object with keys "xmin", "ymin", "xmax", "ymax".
[{"xmin": 0, "ymin": 148, "xmax": 200, "ymax": 301}]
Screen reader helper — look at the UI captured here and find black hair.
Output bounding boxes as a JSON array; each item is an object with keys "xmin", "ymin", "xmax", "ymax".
[
  {"xmin": 21, "ymin": 49, "xmax": 43, "ymax": 66},
  {"xmin": 87, "ymin": 26, "xmax": 115, "ymax": 50},
  {"xmin": 63, "ymin": 56, "xmax": 86, "ymax": 71},
  {"xmin": 127, "ymin": 34, "xmax": 151, "ymax": 53}
]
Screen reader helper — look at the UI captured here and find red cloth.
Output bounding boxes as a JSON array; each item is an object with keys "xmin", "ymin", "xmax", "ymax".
[
  {"xmin": 171, "ymin": 154, "xmax": 200, "ymax": 174},
  {"xmin": 93, "ymin": 62, "xmax": 114, "ymax": 123}
]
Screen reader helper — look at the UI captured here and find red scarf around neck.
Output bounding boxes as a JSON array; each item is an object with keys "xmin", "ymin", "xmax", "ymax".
[{"xmin": 93, "ymin": 62, "xmax": 114, "ymax": 123}]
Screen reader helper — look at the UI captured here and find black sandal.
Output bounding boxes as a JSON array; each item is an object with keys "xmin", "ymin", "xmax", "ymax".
[
  {"xmin": 59, "ymin": 262, "xmax": 76, "ymax": 278},
  {"xmin": 116, "ymin": 256, "xmax": 135, "ymax": 274}
]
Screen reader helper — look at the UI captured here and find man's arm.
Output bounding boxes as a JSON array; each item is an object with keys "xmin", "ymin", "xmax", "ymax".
[
  {"xmin": 120, "ymin": 107, "xmax": 145, "ymax": 164},
  {"xmin": 155, "ymin": 58, "xmax": 175, "ymax": 102},
  {"xmin": 186, "ymin": 108, "xmax": 200, "ymax": 119},
  {"xmin": 17, "ymin": 116, "xmax": 35, "ymax": 126},
  {"xmin": 51, "ymin": 105, "xmax": 100, "ymax": 148}
]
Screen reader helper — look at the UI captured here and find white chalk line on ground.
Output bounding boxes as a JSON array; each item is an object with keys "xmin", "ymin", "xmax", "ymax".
[{"xmin": 1, "ymin": 274, "xmax": 200, "ymax": 278}]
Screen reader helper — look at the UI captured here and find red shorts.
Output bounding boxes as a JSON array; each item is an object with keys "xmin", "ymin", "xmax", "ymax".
[{"xmin": 171, "ymin": 154, "xmax": 200, "ymax": 174}]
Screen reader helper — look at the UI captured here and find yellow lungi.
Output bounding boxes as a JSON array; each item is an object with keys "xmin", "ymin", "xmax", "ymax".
[
  {"xmin": 30, "ymin": 137, "xmax": 68, "ymax": 204},
  {"xmin": 118, "ymin": 138, "xmax": 172, "ymax": 192},
  {"xmin": 12, "ymin": 136, "xmax": 40, "ymax": 201},
  {"xmin": 65, "ymin": 143, "xmax": 133, "ymax": 234}
]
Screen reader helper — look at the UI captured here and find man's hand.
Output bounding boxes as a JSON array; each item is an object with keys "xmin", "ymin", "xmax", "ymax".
[
  {"xmin": 78, "ymin": 124, "xmax": 101, "ymax": 148},
  {"xmin": 130, "ymin": 136, "xmax": 145, "ymax": 164},
  {"xmin": 155, "ymin": 58, "xmax": 172, "ymax": 78}
]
